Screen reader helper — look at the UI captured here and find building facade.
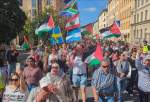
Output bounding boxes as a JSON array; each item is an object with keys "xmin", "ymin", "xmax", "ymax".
[
  {"xmin": 107, "ymin": 0, "xmax": 133, "ymax": 42},
  {"xmin": 107, "ymin": 0, "xmax": 119, "ymax": 26},
  {"xmin": 93, "ymin": 21, "xmax": 99, "ymax": 35},
  {"xmin": 22, "ymin": 0, "xmax": 64, "ymax": 20},
  {"xmin": 42, "ymin": 0, "xmax": 64, "ymax": 12},
  {"xmin": 118, "ymin": 0, "xmax": 132, "ymax": 42},
  {"xmin": 22, "ymin": 0, "xmax": 42, "ymax": 19},
  {"xmin": 131, "ymin": 0, "xmax": 150, "ymax": 43},
  {"xmin": 98, "ymin": 9, "xmax": 108, "ymax": 30}
]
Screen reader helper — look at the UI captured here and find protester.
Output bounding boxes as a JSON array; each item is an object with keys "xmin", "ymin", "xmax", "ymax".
[
  {"xmin": 23, "ymin": 57, "xmax": 43, "ymax": 92},
  {"xmin": 126, "ymin": 51, "xmax": 138, "ymax": 95},
  {"xmin": 42, "ymin": 46, "xmax": 49, "ymax": 74},
  {"xmin": 114, "ymin": 52, "xmax": 130, "ymax": 102},
  {"xmin": 135, "ymin": 52, "xmax": 150, "ymax": 102},
  {"xmin": 5, "ymin": 44, "xmax": 19, "ymax": 76},
  {"xmin": 68, "ymin": 44, "xmax": 87, "ymax": 102},
  {"xmin": 143, "ymin": 40, "xmax": 150, "ymax": 53},
  {"xmin": 27, "ymin": 63, "xmax": 74, "ymax": 102},
  {"xmin": 58, "ymin": 44, "xmax": 68, "ymax": 59},
  {"xmin": 0, "ymin": 58, "xmax": 8, "ymax": 101},
  {"xmin": 3, "ymin": 72, "xmax": 28, "ymax": 102},
  {"xmin": 92, "ymin": 60, "xmax": 117, "ymax": 102},
  {"xmin": 58, "ymin": 53, "xmax": 69, "ymax": 73},
  {"xmin": 48, "ymin": 48, "xmax": 58, "ymax": 69}
]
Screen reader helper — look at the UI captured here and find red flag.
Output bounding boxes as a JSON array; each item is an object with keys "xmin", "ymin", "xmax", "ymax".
[
  {"xmin": 48, "ymin": 15, "xmax": 55, "ymax": 28},
  {"xmin": 110, "ymin": 21, "xmax": 121, "ymax": 34},
  {"xmin": 85, "ymin": 24, "xmax": 93, "ymax": 34},
  {"xmin": 94, "ymin": 43, "xmax": 103, "ymax": 61}
]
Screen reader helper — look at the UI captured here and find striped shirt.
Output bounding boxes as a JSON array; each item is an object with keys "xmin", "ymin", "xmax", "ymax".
[{"xmin": 135, "ymin": 57, "xmax": 150, "ymax": 92}]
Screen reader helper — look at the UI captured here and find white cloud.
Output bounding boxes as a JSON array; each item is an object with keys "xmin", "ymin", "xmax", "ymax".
[{"xmin": 81, "ymin": 7, "xmax": 97, "ymax": 12}]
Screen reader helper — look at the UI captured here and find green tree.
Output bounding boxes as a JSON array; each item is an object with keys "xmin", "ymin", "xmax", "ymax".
[
  {"xmin": 0, "ymin": 0, "xmax": 26, "ymax": 44},
  {"xmin": 23, "ymin": 6, "xmax": 66, "ymax": 45}
]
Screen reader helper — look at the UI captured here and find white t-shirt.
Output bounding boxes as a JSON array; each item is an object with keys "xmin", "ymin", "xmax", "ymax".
[
  {"xmin": 3, "ymin": 86, "xmax": 29, "ymax": 102},
  {"xmin": 73, "ymin": 56, "xmax": 86, "ymax": 74}
]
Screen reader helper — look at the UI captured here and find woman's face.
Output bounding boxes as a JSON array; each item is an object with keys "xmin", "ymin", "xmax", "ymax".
[{"xmin": 10, "ymin": 75, "xmax": 20, "ymax": 86}]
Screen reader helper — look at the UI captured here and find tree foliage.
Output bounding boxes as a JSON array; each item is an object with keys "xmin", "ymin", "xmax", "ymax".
[
  {"xmin": 0, "ymin": 0, "xmax": 26, "ymax": 44},
  {"xmin": 22, "ymin": 6, "xmax": 66, "ymax": 45}
]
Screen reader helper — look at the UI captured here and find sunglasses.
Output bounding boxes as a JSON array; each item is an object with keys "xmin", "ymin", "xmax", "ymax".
[
  {"xmin": 52, "ymin": 66, "xmax": 59, "ymax": 69},
  {"xmin": 10, "ymin": 78, "xmax": 19, "ymax": 81},
  {"xmin": 102, "ymin": 65, "xmax": 109, "ymax": 68},
  {"xmin": 146, "ymin": 59, "xmax": 150, "ymax": 61}
]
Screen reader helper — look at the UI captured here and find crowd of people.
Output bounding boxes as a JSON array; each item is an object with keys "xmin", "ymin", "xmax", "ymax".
[{"xmin": 0, "ymin": 38, "xmax": 150, "ymax": 102}]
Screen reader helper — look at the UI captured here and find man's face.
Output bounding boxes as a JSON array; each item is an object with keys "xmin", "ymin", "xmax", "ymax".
[
  {"xmin": 51, "ymin": 48, "xmax": 56, "ymax": 54},
  {"xmin": 76, "ymin": 45, "xmax": 83, "ymax": 54},
  {"xmin": 101, "ymin": 62, "xmax": 109, "ymax": 73},
  {"xmin": 51, "ymin": 65, "xmax": 59, "ymax": 75},
  {"xmin": 120, "ymin": 54, "xmax": 126, "ymax": 60},
  {"xmin": 28, "ymin": 59, "xmax": 35, "ymax": 67},
  {"xmin": 144, "ymin": 59, "xmax": 150, "ymax": 67}
]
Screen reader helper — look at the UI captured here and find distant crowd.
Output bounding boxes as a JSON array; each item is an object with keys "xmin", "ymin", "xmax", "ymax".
[{"xmin": 0, "ymin": 38, "xmax": 150, "ymax": 102}]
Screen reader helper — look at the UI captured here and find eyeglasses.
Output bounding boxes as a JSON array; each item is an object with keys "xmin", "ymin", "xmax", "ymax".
[
  {"xmin": 10, "ymin": 78, "xmax": 19, "ymax": 82},
  {"xmin": 52, "ymin": 66, "xmax": 59, "ymax": 69},
  {"xmin": 102, "ymin": 65, "xmax": 109, "ymax": 68},
  {"xmin": 146, "ymin": 59, "xmax": 150, "ymax": 62}
]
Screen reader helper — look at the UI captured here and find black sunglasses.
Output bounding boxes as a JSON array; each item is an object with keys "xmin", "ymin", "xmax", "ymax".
[
  {"xmin": 10, "ymin": 78, "xmax": 19, "ymax": 81},
  {"xmin": 102, "ymin": 65, "xmax": 109, "ymax": 68}
]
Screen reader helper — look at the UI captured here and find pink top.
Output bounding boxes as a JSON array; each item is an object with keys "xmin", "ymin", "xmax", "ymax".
[{"xmin": 23, "ymin": 67, "xmax": 43, "ymax": 86}]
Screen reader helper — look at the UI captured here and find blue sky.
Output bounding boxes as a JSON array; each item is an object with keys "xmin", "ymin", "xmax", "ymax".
[{"xmin": 77, "ymin": 0, "xmax": 107, "ymax": 26}]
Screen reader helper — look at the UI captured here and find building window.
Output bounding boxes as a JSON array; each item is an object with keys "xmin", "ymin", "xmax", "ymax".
[
  {"xmin": 134, "ymin": 15, "xmax": 136, "ymax": 23},
  {"xmin": 47, "ymin": 0, "xmax": 51, "ymax": 5},
  {"xmin": 145, "ymin": 10, "xmax": 148, "ymax": 20},
  {"xmin": 144, "ymin": 28, "xmax": 147, "ymax": 39},
  {"xmin": 141, "ymin": 0, "xmax": 144, "ymax": 5},
  {"xmin": 141, "ymin": 12, "xmax": 143, "ymax": 22},
  {"xmin": 137, "ymin": 13, "xmax": 139, "ymax": 22},
  {"xmin": 32, "ymin": 9, "xmax": 36, "ymax": 17},
  {"xmin": 135, "ymin": 0, "xmax": 137, "ymax": 8},
  {"xmin": 141, "ymin": 29, "xmax": 143, "ymax": 38},
  {"xmin": 138, "ymin": 0, "xmax": 140, "ymax": 7},
  {"xmin": 32, "ymin": 0, "xmax": 36, "ymax": 8},
  {"xmin": 134, "ymin": 30, "xmax": 136, "ymax": 38},
  {"xmin": 137, "ymin": 30, "xmax": 139, "ymax": 38}
]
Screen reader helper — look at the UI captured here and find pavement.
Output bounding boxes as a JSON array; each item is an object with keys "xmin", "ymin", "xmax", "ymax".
[{"xmin": 78, "ymin": 85, "xmax": 139, "ymax": 102}]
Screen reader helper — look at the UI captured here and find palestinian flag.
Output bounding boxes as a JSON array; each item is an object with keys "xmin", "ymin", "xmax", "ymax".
[
  {"xmin": 65, "ymin": 14, "xmax": 80, "ymax": 31},
  {"xmin": 100, "ymin": 21, "xmax": 121, "ymax": 38},
  {"xmin": 85, "ymin": 43, "xmax": 103, "ymax": 68},
  {"xmin": 85, "ymin": 54, "xmax": 101, "ymax": 68},
  {"xmin": 109, "ymin": 21, "xmax": 121, "ymax": 37},
  {"xmin": 81, "ymin": 23, "xmax": 93, "ymax": 36},
  {"xmin": 48, "ymin": 15, "xmax": 55, "ymax": 28}
]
